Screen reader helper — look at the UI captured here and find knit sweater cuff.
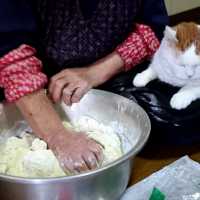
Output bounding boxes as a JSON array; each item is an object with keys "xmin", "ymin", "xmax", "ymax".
[
  {"xmin": 0, "ymin": 45, "xmax": 47, "ymax": 102},
  {"xmin": 116, "ymin": 24, "xmax": 160, "ymax": 71}
]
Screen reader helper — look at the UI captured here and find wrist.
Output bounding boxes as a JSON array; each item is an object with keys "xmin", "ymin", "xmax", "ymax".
[
  {"xmin": 16, "ymin": 89, "xmax": 69, "ymax": 141},
  {"xmin": 87, "ymin": 52, "xmax": 124, "ymax": 87},
  {"xmin": 47, "ymin": 128, "xmax": 73, "ymax": 147}
]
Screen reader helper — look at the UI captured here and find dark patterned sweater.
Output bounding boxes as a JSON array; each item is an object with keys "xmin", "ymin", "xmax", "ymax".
[
  {"xmin": 0, "ymin": 0, "xmax": 168, "ymax": 75},
  {"xmin": 37, "ymin": 0, "xmax": 168, "ymax": 75}
]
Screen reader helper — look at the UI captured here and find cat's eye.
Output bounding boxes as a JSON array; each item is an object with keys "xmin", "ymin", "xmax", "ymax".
[{"xmin": 193, "ymin": 64, "xmax": 199, "ymax": 68}]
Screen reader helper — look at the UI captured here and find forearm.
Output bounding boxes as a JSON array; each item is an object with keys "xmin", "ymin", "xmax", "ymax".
[
  {"xmin": 16, "ymin": 89, "xmax": 67, "ymax": 143},
  {"xmin": 16, "ymin": 89, "xmax": 102, "ymax": 172},
  {"xmin": 89, "ymin": 24, "xmax": 160, "ymax": 85},
  {"xmin": 87, "ymin": 52, "xmax": 124, "ymax": 87}
]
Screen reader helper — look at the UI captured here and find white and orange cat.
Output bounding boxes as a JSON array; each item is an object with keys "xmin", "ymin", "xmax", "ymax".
[{"xmin": 133, "ymin": 22, "xmax": 200, "ymax": 110}]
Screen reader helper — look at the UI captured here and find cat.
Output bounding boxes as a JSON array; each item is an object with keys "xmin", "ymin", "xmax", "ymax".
[{"xmin": 133, "ymin": 22, "xmax": 200, "ymax": 110}]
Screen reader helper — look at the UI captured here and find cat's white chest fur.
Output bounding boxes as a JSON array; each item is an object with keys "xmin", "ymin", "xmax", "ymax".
[{"xmin": 133, "ymin": 25, "xmax": 200, "ymax": 110}]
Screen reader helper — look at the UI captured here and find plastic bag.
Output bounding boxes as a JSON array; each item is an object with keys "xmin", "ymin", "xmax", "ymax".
[
  {"xmin": 100, "ymin": 62, "xmax": 200, "ymax": 146},
  {"xmin": 121, "ymin": 156, "xmax": 200, "ymax": 200},
  {"xmin": 182, "ymin": 193, "xmax": 200, "ymax": 200},
  {"xmin": 149, "ymin": 188, "xmax": 166, "ymax": 200}
]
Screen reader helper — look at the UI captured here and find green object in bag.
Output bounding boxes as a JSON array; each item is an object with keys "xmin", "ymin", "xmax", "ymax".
[{"xmin": 149, "ymin": 188, "xmax": 165, "ymax": 200}]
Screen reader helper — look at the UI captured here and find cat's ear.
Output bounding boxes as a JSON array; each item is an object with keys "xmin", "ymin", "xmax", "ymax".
[{"xmin": 164, "ymin": 26, "xmax": 177, "ymax": 42}]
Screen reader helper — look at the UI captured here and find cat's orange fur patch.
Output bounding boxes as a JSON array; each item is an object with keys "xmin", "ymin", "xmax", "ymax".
[{"xmin": 176, "ymin": 22, "xmax": 200, "ymax": 54}]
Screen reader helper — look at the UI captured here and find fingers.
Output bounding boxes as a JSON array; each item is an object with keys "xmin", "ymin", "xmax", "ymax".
[
  {"xmin": 73, "ymin": 156, "xmax": 89, "ymax": 172},
  {"xmin": 49, "ymin": 77, "xmax": 69, "ymax": 102},
  {"xmin": 60, "ymin": 155, "xmax": 89, "ymax": 174},
  {"xmin": 62, "ymin": 84, "xmax": 90, "ymax": 105},
  {"xmin": 51, "ymin": 69, "xmax": 69, "ymax": 81},
  {"xmin": 90, "ymin": 146, "xmax": 103, "ymax": 164},
  {"xmin": 71, "ymin": 86, "xmax": 89, "ymax": 104},
  {"xmin": 49, "ymin": 69, "xmax": 92, "ymax": 105},
  {"xmin": 89, "ymin": 141, "xmax": 103, "ymax": 164},
  {"xmin": 82, "ymin": 152, "xmax": 98, "ymax": 170},
  {"xmin": 60, "ymin": 157, "xmax": 75, "ymax": 174},
  {"xmin": 62, "ymin": 85, "xmax": 77, "ymax": 105},
  {"xmin": 49, "ymin": 73, "xmax": 66, "ymax": 95},
  {"xmin": 59, "ymin": 147, "xmax": 100, "ymax": 173},
  {"xmin": 63, "ymin": 153, "xmax": 98, "ymax": 173}
]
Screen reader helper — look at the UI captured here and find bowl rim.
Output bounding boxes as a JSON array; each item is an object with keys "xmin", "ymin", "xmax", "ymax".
[{"xmin": 0, "ymin": 89, "xmax": 151, "ymax": 184}]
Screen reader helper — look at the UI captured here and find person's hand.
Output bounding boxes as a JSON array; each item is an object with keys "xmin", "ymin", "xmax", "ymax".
[
  {"xmin": 49, "ymin": 130, "xmax": 103, "ymax": 173},
  {"xmin": 49, "ymin": 67, "xmax": 97, "ymax": 105},
  {"xmin": 16, "ymin": 90, "xmax": 103, "ymax": 173},
  {"xmin": 48, "ymin": 52, "xmax": 124, "ymax": 105}
]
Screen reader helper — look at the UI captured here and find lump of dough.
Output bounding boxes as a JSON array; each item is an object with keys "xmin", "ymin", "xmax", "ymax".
[
  {"xmin": 23, "ymin": 150, "xmax": 65, "ymax": 177},
  {"xmin": 1, "ymin": 136, "xmax": 29, "ymax": 165},
  {"xmin": 4, "ymin": 136, "xmax": 29, "ymax": 150},
  {"xmin": 0, "ymin": 164, "xmax": 7, "ymax": 174},
  {"xmin": 0, "ymin": 116, "xmax": 123, "ymax": 178},
  {"xmin": 87, "ymin": 131, "xmax": 122, "ymax": 164},
  {"xmin": 0, "ymin": 136, "xmax": 65, "ymax": 177},
  {"xmin": 0, "ymin": 137, "xmax": 30, "ymax": 176},
  {"xmin": 64, "ymin": 117, "xmax": 123, "ymax": 165},
  {"xmin": 22, "ymin": 133, "xmax": 35, "ymax": 146},
  {"xmin": 62, "ymin": 121, "xmax": 73, "ymax": 129},
  {"xmin": 31, "ymin": 138, "xmax": 47, "ymax": 151}
]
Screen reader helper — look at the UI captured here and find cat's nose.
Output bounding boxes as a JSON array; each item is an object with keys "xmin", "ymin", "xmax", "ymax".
[
  {"xmin": 186, "ymin": 67, "xmax": 195, "ymax": 78},
  {"xmin": 188, "ymin": 74, "xmax": 193, "ymax": 78},
  {"xmin": 187, "ymin": 71, "xmax": 194, "ymax": 78}
]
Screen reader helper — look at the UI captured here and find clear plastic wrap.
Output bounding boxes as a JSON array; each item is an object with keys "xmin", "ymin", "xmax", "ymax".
[{"xmin": 121, "ymin": 156, "xmax": 200, "ymax": 200}]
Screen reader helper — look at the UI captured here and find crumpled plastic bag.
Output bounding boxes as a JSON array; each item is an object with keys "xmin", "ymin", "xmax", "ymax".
[
  {"xmin": 182, "ymin": 193, "xmax": 200, "ymax": 200},
  {"xmin": 120, "ymin": 156, "xmax": 200, "ymax": 200},
  {"xmin": 99, "ymin": 62, "xmax": 200, "ymax": 146}
]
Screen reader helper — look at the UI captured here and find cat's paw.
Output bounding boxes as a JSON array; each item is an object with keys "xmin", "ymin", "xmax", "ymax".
[
  {"xmin": 133, "ymin": 73, "xmax": 149, "ymax": 87},
  {"xmin": 170, "ymin": 92, "xmax": 195, "ymax": 110}
]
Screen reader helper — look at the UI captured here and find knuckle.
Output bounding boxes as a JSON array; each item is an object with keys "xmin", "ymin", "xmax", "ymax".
[
  {"xmin": 63, "ymin": 69, "xmax": 69, "ymax": 73},
  {"xmin": 74, "ymin": 161, "xmax": 84, "ymax": 169},
  {"xmin": 63, "ymin": 88, "xmax": 68, "ymax": 94},
  {"xmin": 65, "ymin": 69, "xmax": 74, "ymax": 76},
  {"xmin": 81, "ymin": 80, "xmax": 89, "ymax": 87},
  {"xmin": 55, "ymin": 80, "xmax": 63, "ymax": 88},
  {"xmin": 73, "ymin": 93, "xmax": 81, "ymax": 100},
  {"xmin": 63, "ymin": 98, "xmax": 70, "ymax": 105},
  {"xmin": 89, "ymin": 158, "xmax": 97, "ymax": 167},
  {"xmin": 50, "ymin": 76, "xmax": 56, "ymax": 83},
  {"xmin": 94, "ymin": 147, "xmax": 101, "ymax": 154},
  {"xmin": 63, "ymin": 88, "xmax": 73, "ymax": 96}
]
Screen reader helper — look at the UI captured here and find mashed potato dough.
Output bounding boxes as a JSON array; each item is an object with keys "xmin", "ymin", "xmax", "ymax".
[{"xmin": 0, "ymin": 117, "xmax": 123, "ymax": 178}]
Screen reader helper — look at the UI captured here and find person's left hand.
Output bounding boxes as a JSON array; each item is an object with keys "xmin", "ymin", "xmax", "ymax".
[
  {"xmin": 49, "ymin": 52, "xmax": 124, "ymax": 105},
  {"xmin": 49, "ymin": 68, "xmax": 97, "ymax": 105}
]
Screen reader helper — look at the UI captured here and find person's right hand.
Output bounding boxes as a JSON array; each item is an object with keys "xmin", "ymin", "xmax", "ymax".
[{"xmin": 48, "ymin": 130, "xmax": 103, "ymax": 173}]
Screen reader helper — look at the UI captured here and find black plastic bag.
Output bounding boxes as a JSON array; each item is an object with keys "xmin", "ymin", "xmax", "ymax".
[{"xmin": 100, "ymin": 61, "xmax": 200, "ymax": 146}]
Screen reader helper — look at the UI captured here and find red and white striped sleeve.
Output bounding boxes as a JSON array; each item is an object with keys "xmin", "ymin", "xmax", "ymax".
[
  {"xmin": 0, "ymin": 44, "xmax": 47, "ymax": 102},
  {"xmin": 116, "ymin": 24, "xmax": 160, "ymax": 71}
]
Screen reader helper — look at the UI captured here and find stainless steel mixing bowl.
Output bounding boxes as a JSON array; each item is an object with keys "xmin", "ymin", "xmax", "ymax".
[{"xmin": 0, "ymin": 89, "xmax": 150, "ymax": 200}]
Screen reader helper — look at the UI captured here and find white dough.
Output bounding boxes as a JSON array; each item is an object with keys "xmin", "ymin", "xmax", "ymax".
[
  {"xmin": 63, "ymin": 117, "xmax": 123, "ymax": 165},
  {"xmin": 0, "ymin": 117, "xmax": 123, "ymax": 178}
]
